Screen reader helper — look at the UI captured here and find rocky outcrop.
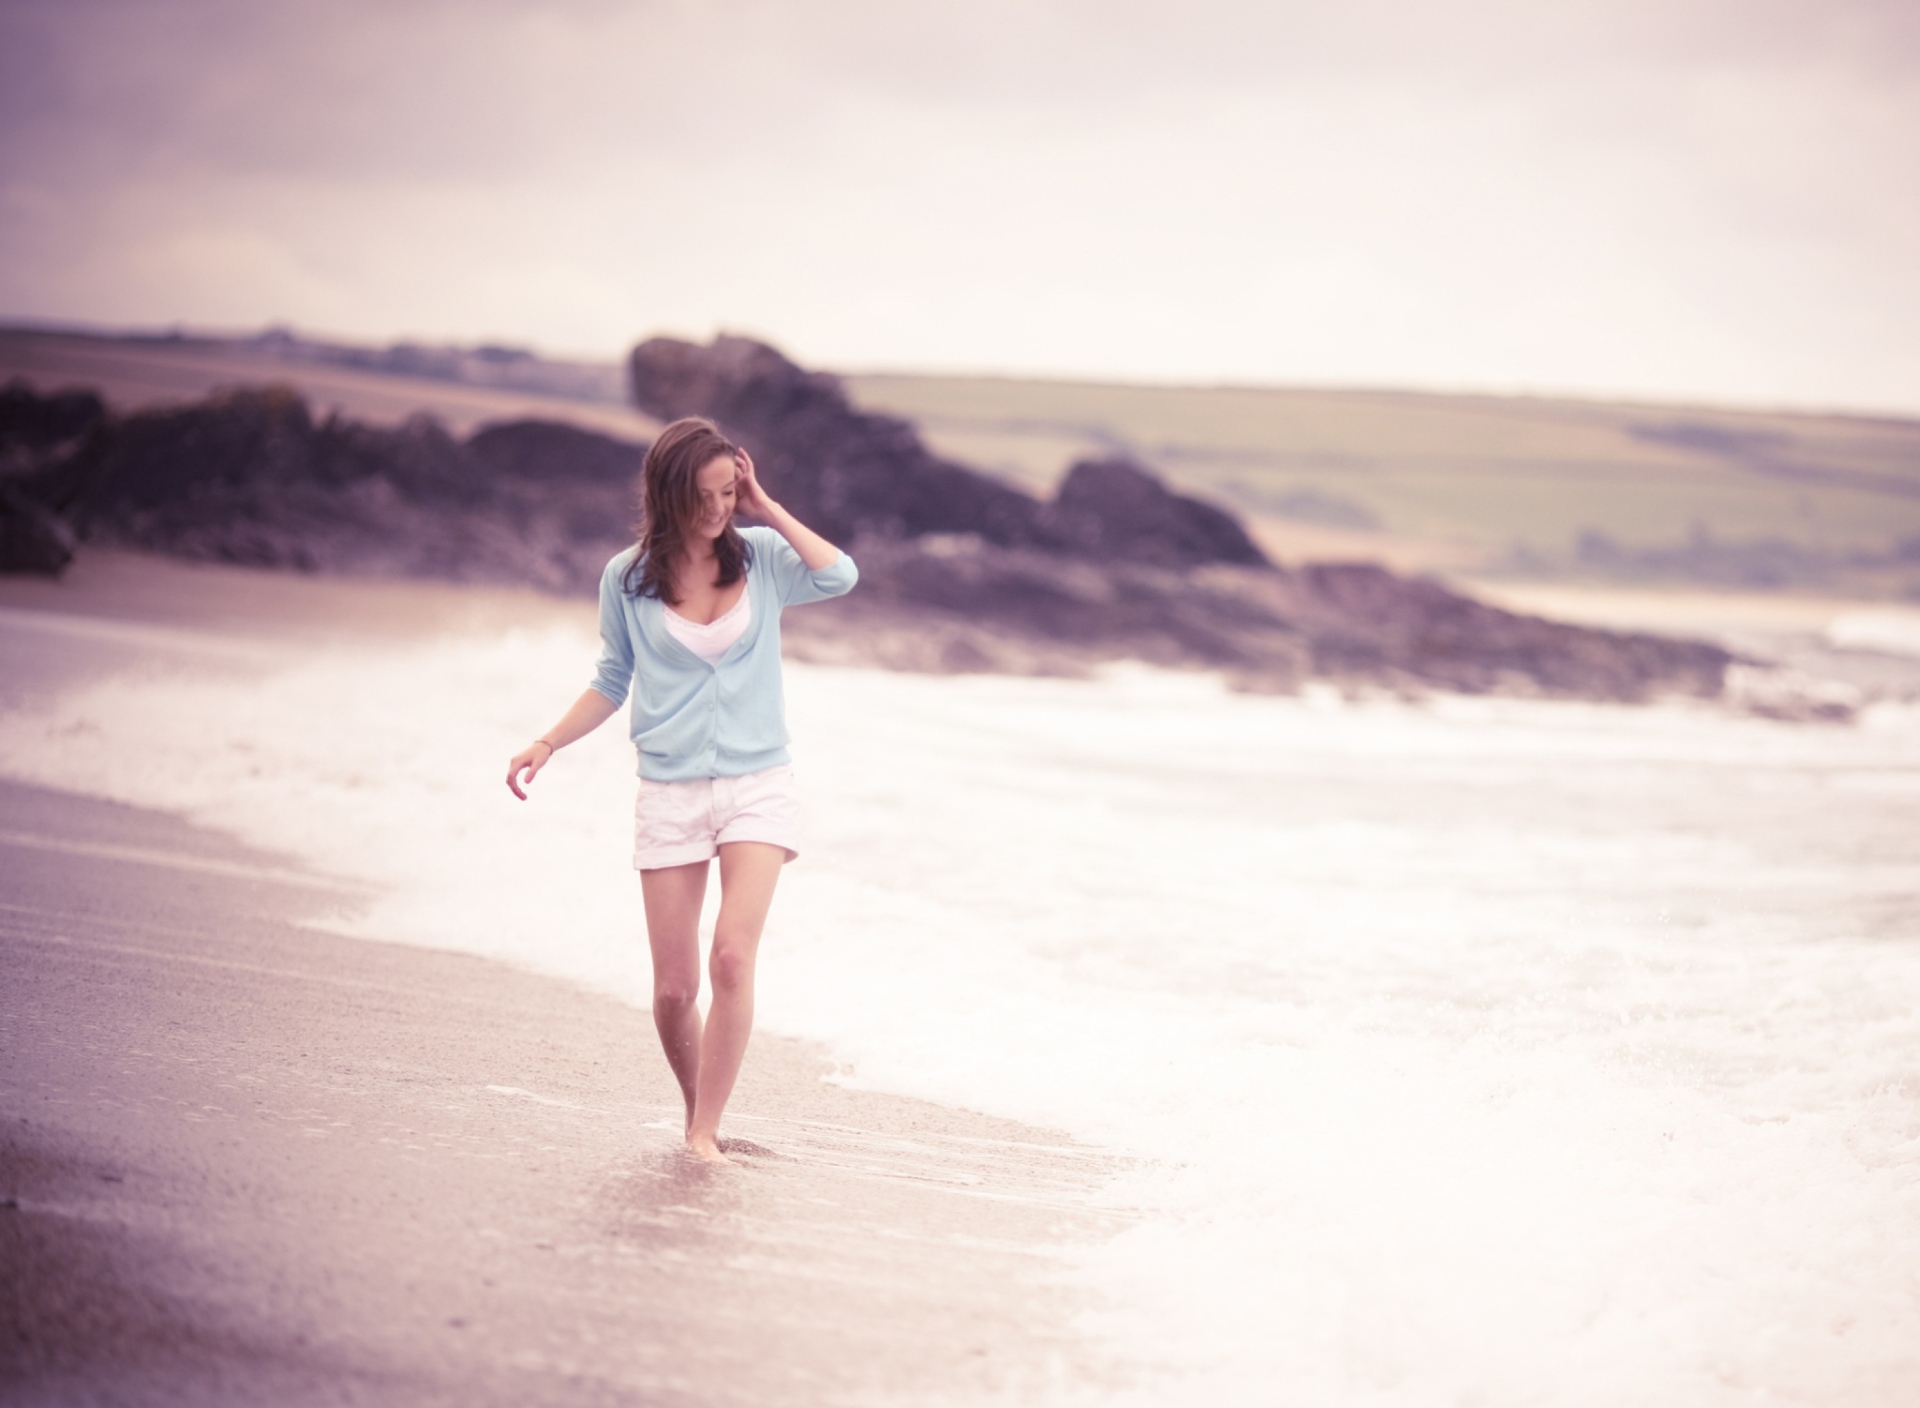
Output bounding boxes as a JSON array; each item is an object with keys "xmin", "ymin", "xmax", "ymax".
[
  {"xmin": 1290, "ymin": 562, "xmax": 1728, "ymax": 698},
  {"xmin": 1041, "ymin": 457, "xmax": 1268, "ymax": 568},
  {"xmin": 3, "ymin": 357, "xmax": 1737, "ymax": 704},
  {"xmin": 464, "ymin": 419, "xmax": 647, "ymax": 559},
  {"xmin": 1, "ymin": 379, "xmax": 105, "ymax": 573},
  {"xmin": 9, "ymin": 385, "xmax": 639, "ymax": 592},
  {"xmin": 465, "ymin": 419, "xmax": 644, "ymax": 488},
  {"xmin": 628, "ymin": 335, "xmax": 1267, "ymax": 569},
  {"xmin": 0, "ymin": 483, "xmax": 76, "ymax": 574},
  {"xmin": 785, "ymin": 537, "xmax": 1729, "ymax": 701},
  {"xmin": 1, "ymin": 380, "xmax": 106, "ymax": 468},
  {"xmin": 630, "ymin": 335, "xmax": 1050, "ymax": 550},
  {"xmin": 629, "ymin": 335, "xmax": 1730, "ymax": 700}
]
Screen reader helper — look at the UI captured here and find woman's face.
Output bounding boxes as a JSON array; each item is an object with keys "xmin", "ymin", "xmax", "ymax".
[{"xmin": 691, "ymin": 453, "xmax": 739, "ymax": 539}]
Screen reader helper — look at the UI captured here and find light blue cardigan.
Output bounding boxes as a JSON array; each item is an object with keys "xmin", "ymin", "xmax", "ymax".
[{"xmin": 589, "ymin": 526, "xmax": 859, "ymax": 781}]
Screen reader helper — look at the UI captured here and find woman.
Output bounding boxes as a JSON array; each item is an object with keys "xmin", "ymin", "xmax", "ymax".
[{"xmin": 506, "ymin": 417, "xmax": 857, "ymax": 1165}]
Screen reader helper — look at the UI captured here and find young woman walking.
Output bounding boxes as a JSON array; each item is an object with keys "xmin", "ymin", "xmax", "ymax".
[{"xmin": 505, "ymin": 416, "xmax": 857, "ymax": 1165}]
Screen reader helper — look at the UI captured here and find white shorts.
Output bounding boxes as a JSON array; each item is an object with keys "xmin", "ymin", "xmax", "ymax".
[{"xmin": 633, "ymin": 764, "xmax": 801, "ymax": 871}]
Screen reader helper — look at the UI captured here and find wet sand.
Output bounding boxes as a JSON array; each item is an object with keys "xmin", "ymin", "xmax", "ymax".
[
  {"xmin": 0, "ymin": 562, "xmax": 1127, "ymax": 1406},
  {"xmin": 0, "ymin": 547, "xmax": 581, "ymax": 643}
]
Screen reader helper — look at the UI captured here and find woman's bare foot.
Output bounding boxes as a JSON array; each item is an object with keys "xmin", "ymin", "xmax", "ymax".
[{"xmin": 685, "ymin": 1136, "xmax": 735, "ymax": 1166}]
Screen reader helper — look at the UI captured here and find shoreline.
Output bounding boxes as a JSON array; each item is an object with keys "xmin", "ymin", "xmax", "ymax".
[
  {"xmin": 0, "ymin": 775, "xmax": 1126, "ymax": 1405},
  {"xmin": 13, "ymin": 540, "xmax": 1917, "ymax": 644},
  {"xmin": 0, "ymin": 562, "xmax": 1133, "ymax": 1404},
  {"xmin": 7, "ymin": 544, "xmax": 1920, "ymax": 1400},
  {"xmin": 11, "ymin": 544, "xmax": 1913, "ymax": 701},
  {"xmin": 0, "ymin": 547, "xmax": 583, "ymax": 641}
]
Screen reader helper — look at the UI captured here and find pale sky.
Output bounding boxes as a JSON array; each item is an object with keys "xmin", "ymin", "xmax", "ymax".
[{"xmin": 3, "ymin": 0, "xmax": 1917, "ymax": 411}]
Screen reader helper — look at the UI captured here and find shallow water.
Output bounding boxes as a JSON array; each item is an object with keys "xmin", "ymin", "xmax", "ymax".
[{"xmin": 4, "ymin": 610, "xmax": 1918, "ymax": 1404}]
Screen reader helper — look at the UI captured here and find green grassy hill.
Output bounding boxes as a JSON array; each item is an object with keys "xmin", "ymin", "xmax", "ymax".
[
  {"xmin": 0, "ymin": 326, "xmax": 656, "ymax": 442},
  {"xmin": 846, "ymin": 374, "xmax": 1920, "ymax": 594}
]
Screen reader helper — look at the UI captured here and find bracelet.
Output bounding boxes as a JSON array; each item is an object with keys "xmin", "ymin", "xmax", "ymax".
[{"xmin": 534, "ymin": 738, "xmax": 556, "ymax": 755}]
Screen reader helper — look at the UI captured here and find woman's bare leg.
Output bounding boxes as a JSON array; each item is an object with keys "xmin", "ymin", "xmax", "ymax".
[
  {"xmin": 640, "ymin": 860, "xmax": 710, "ymax": 1135},
  {"xmin": 686, "ymin": 841, "xmax": 785, "ymax": 1164}
]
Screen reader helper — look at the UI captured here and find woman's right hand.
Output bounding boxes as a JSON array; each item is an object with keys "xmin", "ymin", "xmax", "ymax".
[{"xmin": 506, "ymin": 740, "xmax": 555, "ymax": 800}]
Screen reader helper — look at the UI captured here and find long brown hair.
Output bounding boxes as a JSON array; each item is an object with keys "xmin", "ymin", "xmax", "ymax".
[{"xmin": 623, "ymin": 416, "xmax": 752, "ymax": 602}]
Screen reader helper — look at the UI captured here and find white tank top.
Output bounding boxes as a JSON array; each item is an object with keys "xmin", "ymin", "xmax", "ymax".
[{"xmin": 663, "ymin": 580, "xmax": 751, "ymax": 665}]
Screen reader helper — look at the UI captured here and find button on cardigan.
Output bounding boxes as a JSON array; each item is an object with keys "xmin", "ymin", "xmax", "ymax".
[{"xmin": 589, "ymin": 526, "xmax": 859, "ymax": 782}]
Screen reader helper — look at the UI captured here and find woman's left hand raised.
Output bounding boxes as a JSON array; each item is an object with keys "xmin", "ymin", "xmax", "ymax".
[{"xmin": 732, "ymin": 447, "xmax": 779, "ymax": 521}]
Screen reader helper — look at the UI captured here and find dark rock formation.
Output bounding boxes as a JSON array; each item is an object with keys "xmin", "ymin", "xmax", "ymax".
[
  {"xmin": 466, "ymin": 419, "xmax": 644, "ymax": 488},
  {"xmin": 629, "ymin": 336, "xmax": 1269, "ymax": 570},
  {"xmin": 28, "ymin": 386, "xmax": 468, "ymax": 519},
  {"xmin": 1041, "ymin": 457, "xmax": 1268, "ymax": 568},
  {"xmin": 0, "ymin": 483, "xmax": 76, "ymax": 574},
  {"xmin": 3, "ymin": 356, "xmax": 1738, "ymax": 705},
  {"xmin": 630, "ymin": 335, "xmax": 1056, "ymax": 550},
  {"xmin": 0, "ymin": 380, "xmax": 106, "ymax": 573},
  {"xmin": 628, "ymin": 334, "xmax": 1729, "ymax": 700},
  {"xmin": 1, "ymin": 380, "xmax": 107, "ymax": 468},
  {"xmin": 1292, "ymin": 562, "xmax": 1728, "ymax": 698},
  {"xmin": 466, "ymin": 419, "xmax": 646, "ymax": 554},
  {"xmin": 789, "ymin": 537, "xmax": 1728, "ymax": 702},
  {"xmin": 9, "ymin": 386, "xmax": 639, "ymax": 591},
  {"xmin": 802, "ymin": 537, "xmax": 1304, "ymax": 679},
  {"xmin": 25, "ymin": 387, "xmax": 477, "ymax": 575}
]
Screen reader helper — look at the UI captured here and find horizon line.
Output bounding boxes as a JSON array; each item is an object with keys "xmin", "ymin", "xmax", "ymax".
[{"xmin": 5, "ymin": 313, "xmax": 1917, "ymax": 430}]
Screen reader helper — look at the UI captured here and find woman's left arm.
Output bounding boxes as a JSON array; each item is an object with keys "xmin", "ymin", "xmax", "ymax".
[{"xmin": 733, "ymin": 448, "xmax": 840, "ymax": 568}]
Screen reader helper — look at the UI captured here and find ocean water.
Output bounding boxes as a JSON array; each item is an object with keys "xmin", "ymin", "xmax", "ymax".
[{"xmin": 4, "ymin": 608, "xmax": 1919, "ymax": 1404}]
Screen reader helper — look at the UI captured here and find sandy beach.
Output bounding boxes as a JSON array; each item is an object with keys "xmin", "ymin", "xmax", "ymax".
[{"xmin": 0, "ymin": 561, "xmax": 1123, "ymax": 1407}]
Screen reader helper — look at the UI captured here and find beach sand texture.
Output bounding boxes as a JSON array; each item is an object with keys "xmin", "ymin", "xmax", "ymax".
[
  {"xmin": 0, "ymin": 571, "xmax": 1121, "ymax": 1406},
  {"xmin": 5, "ymin": 554, "xmax": 1920, "ymax": 1404}
]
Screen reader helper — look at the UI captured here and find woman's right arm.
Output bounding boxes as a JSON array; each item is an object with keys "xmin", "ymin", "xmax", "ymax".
[{"xmin": 506, "ymin": 688, "xmax": 620, "ymax": 800}]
